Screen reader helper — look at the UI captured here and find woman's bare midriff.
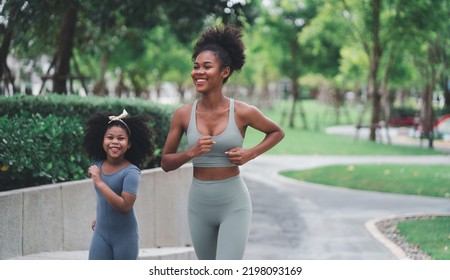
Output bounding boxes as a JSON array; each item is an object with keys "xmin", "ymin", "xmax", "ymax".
[{"xmin": 193, "ymin": 166, "xmax": 240, "ymax": 180}]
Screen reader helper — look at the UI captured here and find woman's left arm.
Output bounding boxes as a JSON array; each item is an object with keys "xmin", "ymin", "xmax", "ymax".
[{"xmin": 226, "ymin": 103, "xmax": 285, "ymax": 165}]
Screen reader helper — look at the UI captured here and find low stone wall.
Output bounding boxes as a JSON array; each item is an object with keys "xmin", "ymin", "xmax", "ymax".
[{"xmin": 0, "ymin": 165, "xmax": 193, "ymax": 260}]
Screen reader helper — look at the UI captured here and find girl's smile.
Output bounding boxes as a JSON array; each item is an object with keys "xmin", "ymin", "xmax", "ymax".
[{"xmin": 103, "ymin": 126, "xmax": 131, "ymax": 161}]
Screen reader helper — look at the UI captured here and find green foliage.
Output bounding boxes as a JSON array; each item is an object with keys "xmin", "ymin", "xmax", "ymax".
[
  {"xmin": 161, "ymin": 0, "xmax": 259, "ymax": 44},
  {"xmin": 262, "ymin": 0, "xmax": 321, "ymax": 78},
  {"xmin": 0, "ymin": 113, "xmax": 89, "ymax": 191},
  {"xmin": 127, "ymin": 25, "xmax": 192, "ymax": 93},
  {"xmin": 0, "ymin": 94, "xmax": 174, "ymax": 154},
  {"xmin": 0, "ymin": 94, "xmax": 177, "ymax": 191},
  {"xmin": 338, "ymin": 45, "xmax": 369, "ymax": 84},
  {"xmin": 300, "ymin": 2, "xmax": 345, "ymax": 78}
]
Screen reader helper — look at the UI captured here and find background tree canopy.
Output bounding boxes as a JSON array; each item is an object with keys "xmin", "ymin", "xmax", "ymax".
[{"xmin": 1, "ymin": 0, "xmax": 449, "ymax": 147}]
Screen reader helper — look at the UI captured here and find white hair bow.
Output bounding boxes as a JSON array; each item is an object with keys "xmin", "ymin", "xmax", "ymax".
[
  {"xmin": 108, "ymin": 109, "xmax": 131, "ymax": 134},
  {"xmin": 108, "ymin": 109, "xmax": 128, "ymax": 123}
]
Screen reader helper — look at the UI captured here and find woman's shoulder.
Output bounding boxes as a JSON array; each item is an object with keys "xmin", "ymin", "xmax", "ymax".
[
  {"xmin": 174, "ymin": 102, "xmax": 195, "ymax": 116},
  {"xmin": 171, "ymin": 102, "xmax": 196, "ymax": 127},
  {"xmin": 233, "ymin": 99, "xmax": 260, "ymax": 114}
]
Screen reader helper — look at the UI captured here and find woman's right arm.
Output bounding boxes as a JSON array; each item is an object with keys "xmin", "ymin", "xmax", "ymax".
[
  {"xmin": 161, "ymin": 106, "xmax": 215, "ymax": 172},
  {"xmin": 161, "ymin": 107, "xmax": 194, "ymax": 172}
]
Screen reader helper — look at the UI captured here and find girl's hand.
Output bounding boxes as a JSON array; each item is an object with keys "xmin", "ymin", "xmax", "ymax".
[
  {"xmin": 91, "ymin": 220, "xmax": 96, "ymax": 231},
  {"xmin": 88, "ymin": 165, "xmax": 101, "ymax": 185},
  {"xmin": 225, "ymin": 147, "xmax": 254, "ymax": 166}
]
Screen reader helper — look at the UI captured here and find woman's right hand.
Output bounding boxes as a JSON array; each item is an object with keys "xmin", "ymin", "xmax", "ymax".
[
  {"xmin": 190, "ymin": 135, "xmax": 215, "ymax": 157},
  {"xmin": 91, "ymin": 220, "xmax": 96, "ymax": 231}
]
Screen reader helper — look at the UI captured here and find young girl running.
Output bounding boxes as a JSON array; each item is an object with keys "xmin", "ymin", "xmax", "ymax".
[{"xmin": 83, "ymin": 109, "xmax": 154, "ymax": 260}]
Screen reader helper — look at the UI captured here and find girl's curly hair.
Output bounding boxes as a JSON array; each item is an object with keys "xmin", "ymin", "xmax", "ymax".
[
  {"xmin": 192, "ymin": 24, "xmax": 246, "ymax": 84},
  {"xmin": 82, "ymin": 112, "xmax": 155, "ymax": 169}
]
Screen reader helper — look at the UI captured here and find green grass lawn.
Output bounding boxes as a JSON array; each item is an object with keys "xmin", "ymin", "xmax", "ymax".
[
  {"xmin": 280, "ymin": 164, "xmax": 450, "ymax": 198},
  {"xmin": 397, "ymin": 217, "xmax": 450, "ymax": 260},
  {"xmin": 244, "ymin": 99, "xmax": 445, "ymax": 156},
  {"xmin": 245, "ymin": 127, "xmax": 444, "ymax": 156},
  {"xmin": 246, "ymin": 99, "xmax": 450, "ymax": 259}
]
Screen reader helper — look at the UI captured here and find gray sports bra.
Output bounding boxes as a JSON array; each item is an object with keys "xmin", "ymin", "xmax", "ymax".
[{"xmin": 186, "ymin": 99, "xmax": 244, "ymax": 167}]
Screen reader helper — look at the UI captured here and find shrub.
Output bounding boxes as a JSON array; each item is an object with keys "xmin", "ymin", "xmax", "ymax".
[
  {"xmin": 0, "ymin": 114, "xmax": 90, "ymax": 191},
  {"xmin": 0, "ymin": 94, "xmax": 179, "ymax": 191},
  {"xmin": 0, "ymin": 94, "xmax": 175, "ymax": 160}
]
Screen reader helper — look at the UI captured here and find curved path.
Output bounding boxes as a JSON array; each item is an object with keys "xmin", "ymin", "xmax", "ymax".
[{"xmin": 241, "ymin": 155, "xmax": 450, "ymax": 260}]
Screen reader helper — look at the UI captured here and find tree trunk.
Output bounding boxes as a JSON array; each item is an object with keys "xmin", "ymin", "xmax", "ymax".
[
  {"xmin": 0, "ymin": 7, "xmax": 18, "ymax": 93},
  {"xmin": 92, "ymin": 55, "xmax": 109, "ymax": 96},
  {"xmin": 114, "ymin": 72, "xmax": 128, "ymax": 98},
  {"xmin": 368, "ymin": 0, "xmax": 382, "ymax": 141},
  {"xmin": 443, "ymin": 76, "xmax": 450, "ymax": 108},
  {"xmin": 442, "ymin": 39, "xmax": 449, "ymax": 108},
  {"xmin": 0, "ymin": 1, "xmax": 19, "ymax": 95},
  {"xmin": 422, "ymin": 59, "xmax": 438, "ymax": 148},
  {"xmin": 260, "ymin": 68, "xmax": 270, "ymax": 108},
  {"xmin": 52, "ymin": 6, "xmax": 77, "ymax": 94},
  {"xmin": 289, "ymin": 75, "xmax": 308, "ymax": 129},
  {"xmin": 422, "ymin": 81, "xmax": 435, "ymax": 149},
  {"xmin": 288, "ymin": 40, "xmax": 307, "ymax": 129},
  {"xmin": 0, "ymin": 28, "xmax": 13, "ymax": 91},
  {"xmin": 177, "ymin": 83, "xmax": 186, "ymax": 103},
  {"xmin": 379, "ymin": 47, "xmax": 396, "ymax": 144},
  {"xmin": 289, "ymin": 75, "xmax": 299, "ymax": 128},
  {"xmin": 380, "ymin": 46, "xmax": 396, "ymax": 120},
  {"xmin": 247, "ymin": 84, "xmax": 255, "ymax": 101},
  {"xmin": 155, "ymin": 80, "xmax": 162, "ymax": 100}
]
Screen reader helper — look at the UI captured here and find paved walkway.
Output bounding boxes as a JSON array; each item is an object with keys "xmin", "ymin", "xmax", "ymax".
[
  {"xmin": 242, "ymin": 155, "xmax": 450, "ymax": 260},
  {"xmin": 10, "ymin": 123, "xmax": 450, "ymax": 260},
  {"xmin": 10, "ymin": 155, "xmax": 449, "ymax": 260}
]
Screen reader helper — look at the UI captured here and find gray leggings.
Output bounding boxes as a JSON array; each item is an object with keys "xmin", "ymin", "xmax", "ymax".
[
  {"xmin": 188, "ymin": 174, "xmax": 252, "ymax": 260},
  {"xmin": 89, "ymin": 229, "xmax": 138, "ymax": 260}
]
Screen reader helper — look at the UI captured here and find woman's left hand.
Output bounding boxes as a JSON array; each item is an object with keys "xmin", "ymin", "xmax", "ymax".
[{"xmin": 225, "ymin": 148, "xmax": 253, "ymax": 166}]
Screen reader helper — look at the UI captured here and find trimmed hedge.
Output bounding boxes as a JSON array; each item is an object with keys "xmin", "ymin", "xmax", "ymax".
[
  {"xmin": 0, "ymin": 114, "xmax": 90, "ymax": 190},
  {"xmin": 0, "ymin": 94, "xmax": 177, "ymax": 191},
  {"xmin": 0, "ymin": 94, "xmax": 175, "ymax": 150}
]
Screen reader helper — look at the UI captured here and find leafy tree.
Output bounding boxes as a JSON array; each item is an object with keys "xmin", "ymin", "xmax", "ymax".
[
  {"xmin": 261, "ymin": 0, "xmax": 322, "ymax": 129},
  {"xmin": 402, "ymin": 0, "xmax": 450, "ymax": 147},
  {"xmin": 337, "ymin": 0, "xmax": 385, "ymax": 141},
  {"xmin": 162, "ymin": 0, "xmax": 259, "ymax": 43},
  {"xmin": 332, "ymin": 0, "xmax": 449, "ymax": 145},
  {"xmin": 0, "ymin": 0, "xmax": 64, "ymax": 94},
  {"xmin": 376, "ymin": 0, "xmax": 449, "ymax": 147},
  {"xmin": 2, "ymin": 0, "xmax": 258, "ymax": 95},
  {"xmin": 300, "ymin": 2, "xmax": 352, "ymax": 124},
  {"xmin": 105, "ymin": 1, "xmax": 259, "ymax": 101},
  {"xmin": 215, "ymin": 19, "xmax": 268, "ymax": 107},
  {"xmin": 50, "ymin": 0, "xmax": 166, "ymax": 94},
  {"xmin": 300, "ymin": 2, "xmax": 344, "ymax": 78},
  {"xmin": 161, "ymin": 39, "xmax": 193, "ymax": 103}
]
